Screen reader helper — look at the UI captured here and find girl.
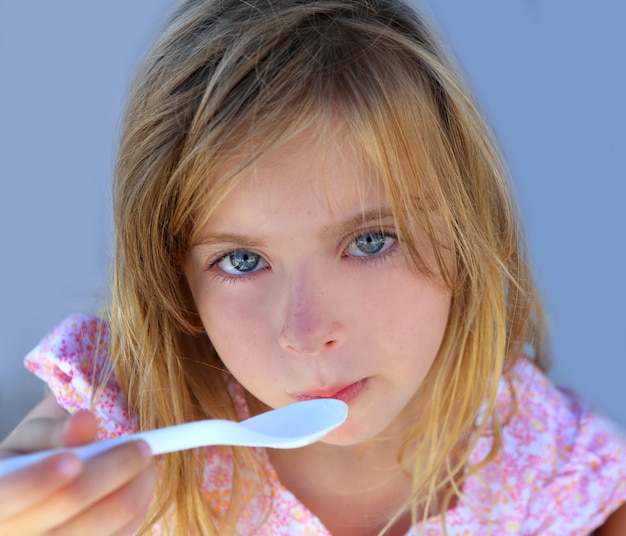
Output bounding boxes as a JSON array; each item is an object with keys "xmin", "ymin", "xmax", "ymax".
[{"xmin": 1, "ymin": 0, "xmax": 624, "ymax": 534}]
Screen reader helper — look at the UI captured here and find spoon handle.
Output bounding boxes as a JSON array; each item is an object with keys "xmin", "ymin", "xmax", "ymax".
[{"xmin": 0, "ymin": 419, "xmax": 239, "ymax": 478}]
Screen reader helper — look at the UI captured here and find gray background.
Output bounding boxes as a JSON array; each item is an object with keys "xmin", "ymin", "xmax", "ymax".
[{"xmin": 1, "ymin": 0, "xmax": 624, "ymax": 440}]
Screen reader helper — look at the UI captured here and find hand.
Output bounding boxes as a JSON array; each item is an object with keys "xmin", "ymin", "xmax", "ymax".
[{"xmin": 0, "ymin": 405, "xmax": 156, "ymax": 535}]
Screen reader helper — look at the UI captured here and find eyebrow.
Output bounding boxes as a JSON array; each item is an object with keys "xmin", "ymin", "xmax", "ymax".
[
  {"xmin": 192, "ymin": 233, "xmax": 266, "ymax": 249},
  {"xmin": 193, "ymin": 207, "xmax": 396, "ymax": 250},
  {"xmin": 323, "ymin": 207, "xmax": 396, "ymax": 238}
]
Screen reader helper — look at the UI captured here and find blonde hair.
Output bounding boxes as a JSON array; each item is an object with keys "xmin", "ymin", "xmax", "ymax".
[{"xmin": 108, "ymin": 0, "xmax": 548, "ymax": 533}]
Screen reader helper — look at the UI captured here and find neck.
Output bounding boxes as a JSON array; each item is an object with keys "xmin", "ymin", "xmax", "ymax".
[
  {"xmin": 267, "ymin": 424, "xmax": 421, "ymax": 535},
  {"xmin": 246, "ymin": 394, "xmax": 456, "ymax": 535}
]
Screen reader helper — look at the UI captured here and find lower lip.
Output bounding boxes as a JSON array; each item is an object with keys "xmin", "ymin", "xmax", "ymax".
[{"xmin": 296, "ymin": 378, "xmax": 368, "ymax": 405}]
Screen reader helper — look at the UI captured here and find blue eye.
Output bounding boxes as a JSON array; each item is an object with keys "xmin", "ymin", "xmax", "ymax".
[
  {"xmin": 347, "ymin": 231, "xmax": 396, "ymax": 257},
  {"xmin": 216, "ymin": 251, "xmax": 267, "ymax": 275}
]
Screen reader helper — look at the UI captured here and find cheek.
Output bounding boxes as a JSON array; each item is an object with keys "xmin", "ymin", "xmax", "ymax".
[
  {"xmin": 197, "ymin": 286, "xmax": 290, "ymax": 405},
  {"xmin": 197, "ymin": 286, "xmax": 275, "ymax": 369},
  {"xmin": 376, "ymin": 273, "xmax": 451, "ymax": 364}
]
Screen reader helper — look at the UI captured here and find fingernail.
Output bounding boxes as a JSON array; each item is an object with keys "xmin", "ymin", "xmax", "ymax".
[
  {"xmin": 55, "ymin": 453, "xmax": 82, "ymax": 478},
  {"xmin": 135, "ymin": 440, "xmax": 152, "ymax": 460}
]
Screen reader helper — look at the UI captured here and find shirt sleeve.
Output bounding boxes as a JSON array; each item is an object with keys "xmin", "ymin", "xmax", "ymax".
[
  {"xmin": 515, "ymin": 364, "xmax": 626, "ymax": 535},
  {"xmin": 24, "ymin": 313, "xmax": 134, "ymax": 440}
]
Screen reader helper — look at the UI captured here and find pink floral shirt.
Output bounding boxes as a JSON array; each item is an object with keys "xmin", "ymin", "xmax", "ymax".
[{"xmin": 25, "ymin": 314, "xmax": 626, "ymax": 535}]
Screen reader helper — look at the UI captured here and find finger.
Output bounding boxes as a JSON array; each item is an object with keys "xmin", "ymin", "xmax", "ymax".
[
  {"xmin": 0, "ymin": 416, "xmax": 68, "ymax": 454},
  {"xmin": 14, "ymin": 440, "xmax": 152, "ymax": 533},
  {"xmin": 0, "ymin": 452, "xmax": 82, "ymax": 520},
  {"xmin": 110, "ymin": 506, "xmax": 155, "ymax": 536},
  {"xmin": 59, "ymin": 410, "xmax": 99, "ymax": 447},
  {"xmin": 48, "ymin": 457, "xmax": 156, "ymax": 536},
  {"xmin": 1, "ymin": 410, "xmax": 98, "ymax": 456}
]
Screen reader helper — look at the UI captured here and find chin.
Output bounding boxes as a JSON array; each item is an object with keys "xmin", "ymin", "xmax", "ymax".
[{"xmin": 317, "ymin": 420, "xmax": 387, "ymax": 447}]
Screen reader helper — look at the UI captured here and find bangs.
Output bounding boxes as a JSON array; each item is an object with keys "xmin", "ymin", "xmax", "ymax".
[{"xmin": 175, "ymin": 2, "xmax": 463, "ymax": 286}]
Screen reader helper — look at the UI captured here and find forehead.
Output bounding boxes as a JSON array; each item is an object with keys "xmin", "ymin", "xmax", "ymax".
[{"xmin": 198, "ymin": 128, "xmax": 391, "ymax": 235}]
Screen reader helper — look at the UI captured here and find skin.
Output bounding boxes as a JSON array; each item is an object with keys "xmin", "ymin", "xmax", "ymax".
[
  {"xmin": 184, "ymin": 129, "xmax": 452, "ymax": 534},
  {"xmin": 184, "ymin": 128, "xmax": 626, "ymax": 535},
  {"xmin": 2, "ymin": 130, "xmax": 623, "ymax": 534},
  {"xmin": 184, "ymin": 131, "xmax": 452, "ymax": 448},
  {"xmin": 3, "ymin": 402, "xmax": 623, "ymax": 536},
  {"xmin": 0, "ymin": 396, "xmax": 156, "ymax": 536}
]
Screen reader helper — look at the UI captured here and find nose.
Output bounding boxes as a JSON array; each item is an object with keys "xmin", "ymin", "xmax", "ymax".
[{"xmin": 278, "ymin": 269, "xmax": 345, "ymax": 356}]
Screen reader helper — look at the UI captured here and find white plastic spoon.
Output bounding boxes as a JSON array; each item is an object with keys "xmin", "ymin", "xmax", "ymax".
[{"xmin": 0, "ymin": 398, "xmax": 348, "ymax": 478}]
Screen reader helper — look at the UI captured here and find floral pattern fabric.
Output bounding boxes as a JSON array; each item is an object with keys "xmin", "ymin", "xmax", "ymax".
[{"xmin": 25, "ymin": 314, "xmax": 626, "ymax": 535}]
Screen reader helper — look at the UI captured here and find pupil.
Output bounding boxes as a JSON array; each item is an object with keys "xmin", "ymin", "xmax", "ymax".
[
  {"xmin": 356, "ymin": 232, "xmax": 385, "ymax": 254},
  {"xmin": 230, "ymin": 251, "xmax": 258, "ymax": 272}
]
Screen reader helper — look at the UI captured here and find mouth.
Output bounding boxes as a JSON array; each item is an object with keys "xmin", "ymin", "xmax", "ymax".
[{"xmin": 293, "ymin": 378, "xmax": 369, "ymax": 405}]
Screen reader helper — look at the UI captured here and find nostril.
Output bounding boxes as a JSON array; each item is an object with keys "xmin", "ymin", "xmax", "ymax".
[{"xmin": 278, "ymin": 322, "xmax": 344, "ymax": 356}]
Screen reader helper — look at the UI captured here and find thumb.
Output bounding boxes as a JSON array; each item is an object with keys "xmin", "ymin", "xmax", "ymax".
[{"xmin": 1, "ymin": 410, "xmax": 98, "ymax": 455}]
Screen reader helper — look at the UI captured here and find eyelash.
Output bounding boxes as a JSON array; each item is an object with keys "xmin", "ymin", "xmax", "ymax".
[
  {"xmin": 205, "ymin": 229, "xmax": 398, "ymax": 283},
  {"xmin": 342, "ymin": 229, "xmax": 398, "ymax": 261},
  {"xmin": 205, "ymin": 251, "xmax": 268, "ymax": 285}
]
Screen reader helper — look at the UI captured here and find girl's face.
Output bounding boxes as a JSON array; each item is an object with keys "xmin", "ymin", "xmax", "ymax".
[{"xmin": 184, "ymin": 130, "xmax": 451, "ymax": 446}]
